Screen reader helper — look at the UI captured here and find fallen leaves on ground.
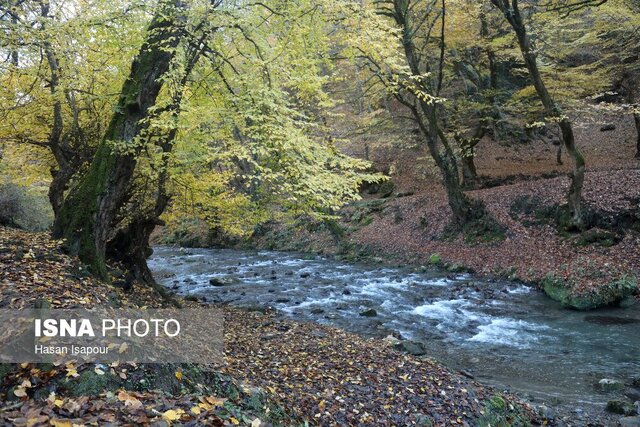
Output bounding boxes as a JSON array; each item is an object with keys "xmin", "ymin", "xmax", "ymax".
[{"xmin": 221, "ymin": 307, "xmax": 536, "ymax": 426}]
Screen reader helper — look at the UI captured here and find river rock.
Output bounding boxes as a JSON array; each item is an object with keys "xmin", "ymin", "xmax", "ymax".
[
  {"xmin": 620, "ymin": 416, "xmax": 640, "ymax": 427},
  {"xmin": 606, "ymin": 400, "xmax": 637, "ymax": 415},
  {"xmin": 394, "ymin": 340, "xmax": 427, "ymax": 356},
  {"xmin": 536, "ymin": 405, "xmax": 555, "ymax": 420},
  {"xmin": 300, "ymin": 272, "xmax": 310, "ymax": 278},
  {"xmin": 359, "ymin": 308, "xmax": 378, "ymax": 317},
  {"xmin": 383, "ymin": 335, "xmax": 401, "ymax": 346},
  {"xmin": 625, "ymin": 388, "xmax": 640, "ymax": 402},
  {"xmin": 310, "ymin": 308, "xmax": 324, "ymax": 315},
  {"xmin": 209, "ymin": 277, "xmax": 234, "ymax": 287},
  {"xmin": 599, "ymin": 378, "xmax": 625, "ymax": 392}
]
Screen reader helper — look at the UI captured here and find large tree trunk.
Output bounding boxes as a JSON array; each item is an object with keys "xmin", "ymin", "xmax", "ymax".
[
  {"xmin": 492, "ymin": 0, "xmax": 585, "ymax": 229},
  {"xmin": 53, "ymin": 0, "xmax": 185, "ymax": 279},
  {"xmin": 106, "ymin": 36, "xmax": 204, "ymax": 285}
]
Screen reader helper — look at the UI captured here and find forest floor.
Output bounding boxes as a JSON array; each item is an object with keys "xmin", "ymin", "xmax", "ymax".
[
  {"xmin": 250, "ymin": 112, "xmax": 640, "ymax": 309},
  {"xmin": 0, "ymin": 226, "xmax": 539, "ymax": 426}
]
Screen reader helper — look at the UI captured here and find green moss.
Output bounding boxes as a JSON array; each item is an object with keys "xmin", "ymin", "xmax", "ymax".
[
  {"xmin": 477, "ymin": 394, "xmax": 532, "ymax": 427},
  {"xmin": 378, "ymin": 179, "xmax": 395, "ymax": 198},
  {"xmin": 56, "ymin": 143, "xmax": 116, "ymax": 280},
  {"xmin": 428, "ymin": 253, "xmax": 441, "ymax": 265},
  {"xmin": 64, "ymin": 369, "xmax": 120, "ymax": 397},
  {"xmin": 509, "ymin": 195, "xmax": 541, "ymax": 220},
  {"xmin": 0, "ymin": 363, "xmax": 14, "ymax": 383},
  {"xmin": 323, "ymin": 219, "xmax": 345, "ymax": 240},
  {"xmin": 461, "ymin": 215, "xmax": 506, "ymax": 245},
  {"xmin": 543, "ymin": 274, "xmax": 638, "ymax": 310},
  {"xmin": 574, "ymin": 229, "xmax": 621, "ymax": 247}
]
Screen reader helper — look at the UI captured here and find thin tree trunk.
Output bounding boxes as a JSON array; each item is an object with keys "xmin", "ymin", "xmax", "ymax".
[
  {"xmin": 39, "ymin": 1, "xmax": 78, "ymax": 218},
  {"xmin": 53, "ymin": 0, "xmax": 185, "ymax": 278},
  {"xmin": 388, "ymin": 0, "xmax": 480, "ymax": 227},
  {"xmin": 634, "ymin": 112, "xmax": 640, "ymax": 159},
  {"xmin": 556, "ymin": 145, "xmax": 563, "ymax": 165},
  {"xmin": 461, "ymin": 143, "xmax": 478, "ymax": 188},
  {"xmin": 491, "ymin": 0, "xmax": 585, "ymax": 229}
]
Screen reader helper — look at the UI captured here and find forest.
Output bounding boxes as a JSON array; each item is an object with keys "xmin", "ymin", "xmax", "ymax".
[{"xmin": 0, "ymin": 0, "xmax": 639, "ymax": 425}]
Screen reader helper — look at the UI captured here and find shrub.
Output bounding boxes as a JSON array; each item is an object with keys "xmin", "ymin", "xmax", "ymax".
[{"xmin": 0, "ymin": 183, "xmax": 52, "ymax": 231}]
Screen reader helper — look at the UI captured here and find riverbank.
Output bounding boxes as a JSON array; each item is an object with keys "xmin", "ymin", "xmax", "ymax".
[
  {"xmin": 0, "ymin": 226, "xmax": 540, "ymax": 426},
  {"xmin": 149, "ymin": 245, "xmax": 640, "ymax": 426},
  {"xmin": 233, "ymin": 169, "xmax": 640, "ymax": 311}
]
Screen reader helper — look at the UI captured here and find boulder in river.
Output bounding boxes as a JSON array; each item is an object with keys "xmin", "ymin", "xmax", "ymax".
[
  {"xmin": 536, "ymin": 405, "xmax": 555, "ymax": 420},
  {"xmin": 209, "ymin": 277, "xmax": 235, "ymax": 287},
  {"xmin": 359, "ymin": 308, "xmax": 378, "ymax": 317},
  {"xmin": 625, "ymin": 388, "xmax": 640, "ymax": 402},
  {"xmin": 383, "ymin": 335, "xmax": 401, "ymax": 346},
  {"xmin": 599, "ymin": 378, "xmax": 625, "ymax": 392},
  {"xmin": 606, "ymin": 400, "xmax": 637, "ymax": 415},
  {"xmin": 393, "ymin": 340, "xmax": 427, "ymax": 356}
]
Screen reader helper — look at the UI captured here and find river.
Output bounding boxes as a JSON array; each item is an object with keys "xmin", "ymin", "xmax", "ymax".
[{"xmin": 148, "ymin": 246, "xmax": 640, "ymax": 419}]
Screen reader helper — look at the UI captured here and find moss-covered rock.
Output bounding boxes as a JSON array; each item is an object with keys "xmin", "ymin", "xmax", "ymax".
[
  {"xmin": 543, "ymin": 274, "xmax": 638, "ymax": 310},
  {"xmin": 574, "ymin": 229, "xmax": 621, "ymax": 247},
  {"xmin": 606, "ymin": 400, "xmax": 637, "ymax": 415},
  {"xmin": 428, "ymin": 253, "xmax": 441, "ymax": 265},
  {"xmin": 477, "ymin": 394, "xmax": 532, "ymax": 427}
]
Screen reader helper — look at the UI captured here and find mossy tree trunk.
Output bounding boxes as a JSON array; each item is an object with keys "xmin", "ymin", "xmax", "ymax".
[
  {"xmin": 53, "ymin": 0, "xmax": 185, "ymax": 279},
  {"xmin": 491, "ymin": 0, "xmax": 586, "ymax": 230},
  {"xmin": 107, "ymin": 42, "xmax": 204, "ymax": 285}
]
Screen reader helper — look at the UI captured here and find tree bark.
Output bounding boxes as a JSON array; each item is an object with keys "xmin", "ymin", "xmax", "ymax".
[
  {"xmin": 53, "ymin": 0, "xmax": 186, "ymax": 279},
  {"xmin": 491, "ymin": 0, "xmax": 585, "ymax": 229},
  {"xmin": 462, "ymin": 151, "xmax": 477, "ymax": 188},
  {"xmin": 556, "ymin": 145, "xmax": 563, "ymax": 165},
  {"xmin": 634, "ymin": 111, "xmax": 640, "ymax": 159}
]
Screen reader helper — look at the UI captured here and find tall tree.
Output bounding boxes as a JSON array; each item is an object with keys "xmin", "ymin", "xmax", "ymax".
[
  {"xmin": 490, "ymin": 0, "xmax": 586, "ymax": 229},
  {"xmin": 49, "ymin": 0, "xmax": 382, "ymax": 283},
  {"xmin": 53, "ymin": 0, "xmax": 192, "ymax": 278},
  {"xmin": 368, "ymin": 0, "xmax": 489, "ymax": 226}
]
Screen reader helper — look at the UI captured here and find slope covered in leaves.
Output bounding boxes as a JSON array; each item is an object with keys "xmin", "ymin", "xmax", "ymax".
[{"xmin": 0, "ymin": 226, "xmax": 298, "ymax": 426}]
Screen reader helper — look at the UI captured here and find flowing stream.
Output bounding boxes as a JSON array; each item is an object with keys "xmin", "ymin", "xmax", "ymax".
[{"xmin": 149, "ymin": 246, "xmax": 640, "ymax": 416}]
